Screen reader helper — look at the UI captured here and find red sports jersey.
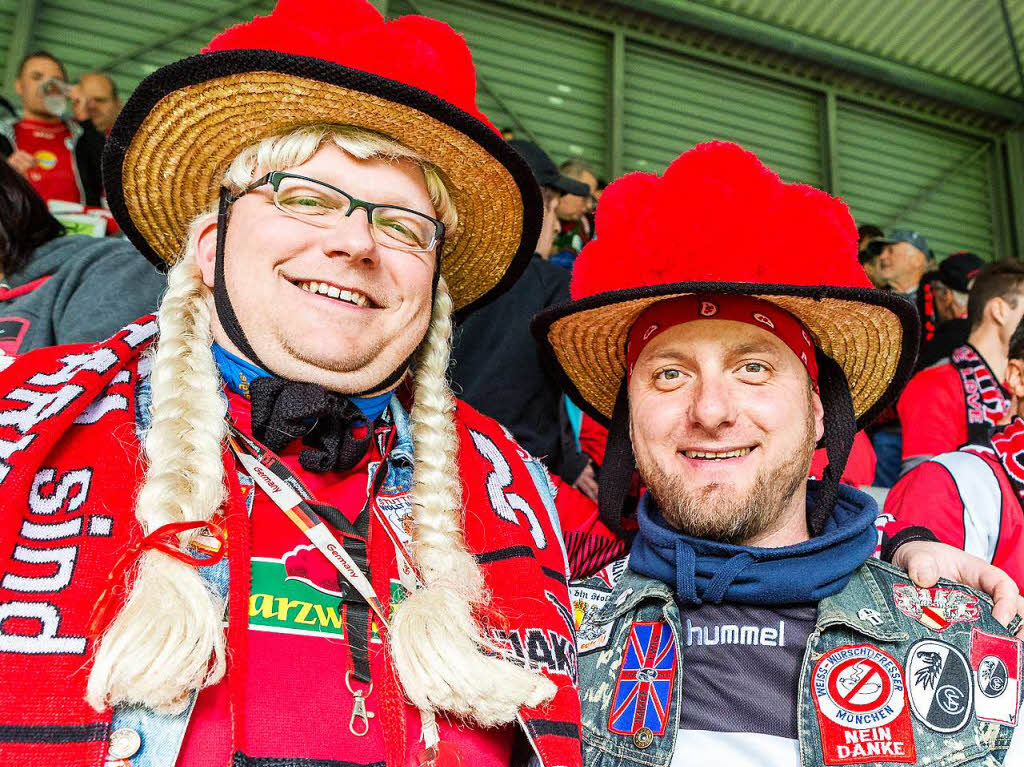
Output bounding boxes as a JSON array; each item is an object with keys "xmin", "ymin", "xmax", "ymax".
[
  {"xmin": 13, "ymin": 118, "xmax": 82, "ymax": 204},
  {"xmin": 884, "ymin": 447, "xmax": 1024, "ymax": 588},
  {"xmin": 178, "ymin": 391, "xmax": 515, "ymax": 766}
]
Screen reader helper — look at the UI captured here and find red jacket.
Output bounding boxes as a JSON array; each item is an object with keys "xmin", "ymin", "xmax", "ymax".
[
  {"xmin": 897, "ymin": 362, "xmax": 967, "ymax": 462},
  {"xmin": 884, "ymin": 446, "xmax": 1024, "ymax": 589}
]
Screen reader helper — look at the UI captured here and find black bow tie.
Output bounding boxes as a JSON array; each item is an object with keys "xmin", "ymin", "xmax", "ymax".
[{"xmin": 248, "ymin": 377, "xmax": 372, "ymax": 473}]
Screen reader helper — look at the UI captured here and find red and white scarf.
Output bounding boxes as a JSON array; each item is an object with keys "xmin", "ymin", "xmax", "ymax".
[
  {"xmin": 951, "ymin": 344, "xmax": 1011, "ymax": 444},
  {"xmin": 0, "ymin": 318, "xmax": 583, "ymax": 767}
]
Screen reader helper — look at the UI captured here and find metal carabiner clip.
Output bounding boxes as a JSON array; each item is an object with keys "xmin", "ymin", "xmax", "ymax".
[{"xmin": 345, "ymin": 671, "xmax": 375, "ymax": 737}]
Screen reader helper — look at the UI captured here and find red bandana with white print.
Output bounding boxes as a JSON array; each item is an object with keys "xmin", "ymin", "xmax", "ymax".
[{"xmin": 626, "ymin": 293, "xmax": 819, "ymax": 389}]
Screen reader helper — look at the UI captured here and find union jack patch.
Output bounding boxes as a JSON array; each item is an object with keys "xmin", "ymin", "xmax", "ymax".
[{"xmin": 608, "ymin": 621, "xmax": 677, "ymax": 736}]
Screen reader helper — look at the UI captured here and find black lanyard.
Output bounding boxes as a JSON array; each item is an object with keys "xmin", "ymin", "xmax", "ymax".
[{"xmin": 227, "ymin": 417, "xmax": 396, "ymax": 685}]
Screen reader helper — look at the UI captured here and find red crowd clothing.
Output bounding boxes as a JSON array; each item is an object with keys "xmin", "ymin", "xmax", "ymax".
[
  {"xmin": 808, "ymin": 430, "xmax": 876, "ymax": 487},
  {"xmin": 897, "ymin": 362, "xmax": 970, "ymax": 462},
  {"xmin": 884, "ymin": 447, "xmax": 1024, "ymax": 588},
  {"xmin": 13, "ymin": 118, "xmax": 83, "ymax": 204}
]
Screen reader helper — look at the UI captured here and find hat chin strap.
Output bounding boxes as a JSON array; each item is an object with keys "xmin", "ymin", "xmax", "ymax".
[
  {"xmin": 213, "ymin": 188, "xmax": 440, "ymax": 396},
  {"xmin": 596, "ymin": 349, "xmax": 856, "ymax": 539},
  {"xmin": 808, "ymin": 350, "xmax": 856, "ymax": 536}
]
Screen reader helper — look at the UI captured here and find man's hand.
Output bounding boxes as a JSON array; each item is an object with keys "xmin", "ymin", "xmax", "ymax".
[
  {"xmin": 893, "ymin": 541, "xmax": 1024, "ymax": 638},
  {"xmin": 573, "ymin": 461, "xmax": 599, "ymax": 502},
  {"xmin": 7, "ymin": 150, "xmax": 36, "ymax": 176}
]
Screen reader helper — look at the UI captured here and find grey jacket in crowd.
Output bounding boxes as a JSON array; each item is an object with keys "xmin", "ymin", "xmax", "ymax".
[{"xmin": 0, "ymin": 235, "xmax": 166, "ymax": 352}]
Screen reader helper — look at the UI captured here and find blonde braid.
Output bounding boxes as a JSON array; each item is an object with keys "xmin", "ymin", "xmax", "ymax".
[
  {"xmin": 389, "ymin": 277, "xmax": 556, "ymax": 726},
  {"xmin": 87, "ymin": 250, "xmax": 228, "ymax": 713}
]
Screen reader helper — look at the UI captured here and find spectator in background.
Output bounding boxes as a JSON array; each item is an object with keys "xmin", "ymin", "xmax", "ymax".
[
  {"xmin": 550, "ymin": 157, "xmax": 597, "ymax": 269},
  {"xmin": 856, "ymin": 223, "xmax": 885, "ymax": 288},
  {"xmin": 865, "ymin": 228, "xmax": 931, "ymax": 298},
  {"xmin": 885, "ymin": 318, "xmax": 1024, "ymax": 589},
  {"xmin": 861, "ymin": 229, "xmax": 931, "ymax": 486},
  {"xmin": 451, "ymin": 138, "xmax": 597, "ymax": 497},
  {"xmin": 0, "ymin": 51, "xmax": 104, "ymax": 206},
  {"xmin": 898, "ymin": 260, "xmax": 1024, "ymax": 474},
  {"xmin": 75, "ymin": 72, "xmax": 122, "ymax": 135},
  {"xmin": 0, "ymin": 159, "xmax": 165, "ymax": 352},
  {"xmin": 916, "ymin": 250, "xmax": 983, "ymax": 370}
]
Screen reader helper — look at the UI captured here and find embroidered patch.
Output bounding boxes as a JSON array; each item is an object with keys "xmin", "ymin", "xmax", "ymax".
[
  {"xmin": 891, "ymin": 585, "xmax": 980, "ymax": 632},
  {"xmin": 905, "ymin": 639, "xmax": 973, "ymax": 732},
  {"xmin": 970, "ymin": 627, "xmax": 1023, "ymax": 726},
  {"xmin": 812, "ymin": 645, "xmax": 916, "ymax": 765},
  {"xmin": 570, "ymin": 585, "xmax": 614, "ymax": 653},
  {"xmin": 607, "ymin": 621, "xmax": 677, "ymax": 737}
]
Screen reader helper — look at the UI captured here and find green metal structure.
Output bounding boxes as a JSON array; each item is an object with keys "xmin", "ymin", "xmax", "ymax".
[{"xmin": 4, "ymin": 0, "xmax": 1023, "ymax": 259}]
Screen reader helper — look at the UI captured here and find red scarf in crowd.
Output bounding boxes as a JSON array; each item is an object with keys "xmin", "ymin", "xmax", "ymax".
[
  {"xmin": 951, "ymin": 344, "xmax": 1011, "ymax": 444},
  {"xmin": 0, "ymin": 318, "xmax": 582, "ymax": 767},
  {"xmin": 987, "ymin": 416, "xmax": 1024, "ymax": 503}
]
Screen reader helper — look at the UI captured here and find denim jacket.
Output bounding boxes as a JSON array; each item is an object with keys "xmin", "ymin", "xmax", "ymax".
[
  {"xmin": 575, "ymin": 556, "xmax": 1021, "ymax": 767},
  {"xmin": 108, "ymin": 375, "xmax": 564, "ymax": 767}
]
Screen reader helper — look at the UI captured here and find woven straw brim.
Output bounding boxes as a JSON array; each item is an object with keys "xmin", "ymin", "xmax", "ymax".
[
  {"xmin": 107, "ymin": 54, "xmax": 540, "ymax": 313},
  {"xmin": 535, "ymin": 283, "xmax": 919, "ymax": 428}
]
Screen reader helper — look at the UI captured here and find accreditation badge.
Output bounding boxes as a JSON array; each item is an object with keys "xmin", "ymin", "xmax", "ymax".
[{"xmin": 812, "ymin": 644, "xmax": 916, "ymax": 765}]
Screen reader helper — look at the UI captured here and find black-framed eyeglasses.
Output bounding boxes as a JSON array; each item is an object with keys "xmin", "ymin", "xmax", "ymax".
[{"xmin": 228, "ymin": 171, "xmax": 445, "ymax": 253}]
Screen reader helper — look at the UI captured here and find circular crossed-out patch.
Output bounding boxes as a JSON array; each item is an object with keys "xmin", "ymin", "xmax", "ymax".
[{"xmin": 814, "ymin": 645, "xmax": 906, "ymax": 729}]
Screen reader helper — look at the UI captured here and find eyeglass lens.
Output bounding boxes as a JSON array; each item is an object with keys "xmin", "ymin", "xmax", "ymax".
[{"xmin": 273, "ymin": 176, "xmax": 437, "ymax": 252}]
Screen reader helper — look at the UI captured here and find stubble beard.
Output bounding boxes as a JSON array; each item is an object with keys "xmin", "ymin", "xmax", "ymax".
[{"xmin": 636, "ymin": 404, "xmax": 817, "ymax": 545}]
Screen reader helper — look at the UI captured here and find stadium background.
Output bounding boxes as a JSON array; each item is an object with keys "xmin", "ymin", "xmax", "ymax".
[{"xmin": 4, "ymin": 0, "xmax": 1024, "ymax": 260}]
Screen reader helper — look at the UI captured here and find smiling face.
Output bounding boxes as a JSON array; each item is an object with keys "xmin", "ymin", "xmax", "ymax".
[
  {"xmin": 628, "ymin": 319, "xmax": 824, "ymax": 545},
  {"xmin": 196, "ymin": 143, "xmax": 438, "ymax": 394}
]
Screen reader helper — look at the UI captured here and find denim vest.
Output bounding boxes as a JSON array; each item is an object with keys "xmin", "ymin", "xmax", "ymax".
[
  {"xmin": 575, "ymin": 557, "xmax": 1020, "ymax": 767},
  {"xmin": 106, "ymin": 376, "xmax": 562, "ymax": 766}
]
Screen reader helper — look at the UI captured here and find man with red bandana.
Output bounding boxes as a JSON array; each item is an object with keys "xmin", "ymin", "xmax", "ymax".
[{"xmin": 534, "ymin": 141, "xmax": 1024, "ymax": 766}]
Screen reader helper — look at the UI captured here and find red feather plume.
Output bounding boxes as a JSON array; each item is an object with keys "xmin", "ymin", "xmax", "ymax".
[
  {"xmin": 202, "ymin": 0, "xmax": 497, "ymax": 134},
  {"xmin": 571, "ymin": 141, "xmax": 868, "ymax": 300}
]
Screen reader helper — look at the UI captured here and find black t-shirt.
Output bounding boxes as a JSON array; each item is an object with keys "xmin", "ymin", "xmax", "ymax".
[{"xmin": 673, "ymin": 601, "xmax": 817, "ymax": 764}]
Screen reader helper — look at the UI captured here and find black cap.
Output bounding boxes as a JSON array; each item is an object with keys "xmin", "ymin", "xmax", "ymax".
[
  {"xmin": 508, "ymin": 139, "xmax": 590, "ymax": 197},
  {"xmin": 865, "ymin": 229, "xmax": 929, "ymax": 258},
  {"xmin": 924, "ymin": 251, "xmax": 985, "ymax": 293}
]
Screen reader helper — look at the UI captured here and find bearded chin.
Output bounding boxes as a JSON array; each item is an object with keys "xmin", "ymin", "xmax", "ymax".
[{"xmin": 638, "ymin": 413, "xmax": 817, "ymax": 546}]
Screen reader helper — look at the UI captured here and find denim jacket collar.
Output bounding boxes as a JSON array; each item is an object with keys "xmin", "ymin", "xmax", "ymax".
[
  {"xmin": 387, "ymin": 398, "xmax": 414, "ymax": 467},
  {"xmin": 815, "ymin": 559, "xmax": 909, "ymax": 642},
  {"xmin": 595, "ymin": 564, "xmax": 674, "ymax": 624},
  {"xmin": 596, "ymin": 557, "xmax": 911, "ymax": 643}
]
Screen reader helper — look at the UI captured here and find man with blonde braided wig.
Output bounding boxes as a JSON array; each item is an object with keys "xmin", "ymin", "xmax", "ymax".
[{"xmin": 0, "ymin": 2, "xmax": 581, "ymax": 765}]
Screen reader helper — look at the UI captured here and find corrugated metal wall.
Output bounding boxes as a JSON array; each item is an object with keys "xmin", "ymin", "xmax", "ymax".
[
  {"xmin": 837, "ymin": 102, "xmax": 996, "ymax": 259},
  {"xmin": 662, "ymin": 0, "xmax": 1024, "ymax": 99},
  {"xmin": 3, "ymin": 0, "xmax": 1013, "ymax": 258},
  {"xmin": 392, "ymin": 0, "xmax": 610, "ymax": 175},
  {"xmin": 0, "ymin": 0, "xmax": 15, "ymax": 82},
  {"xmin": 623, "ymin": 42, "xmax": 823, "ymax": 186},
  {"xmin": 29, "ymin": 0, "xmax": 273, "ymax": 98}
]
